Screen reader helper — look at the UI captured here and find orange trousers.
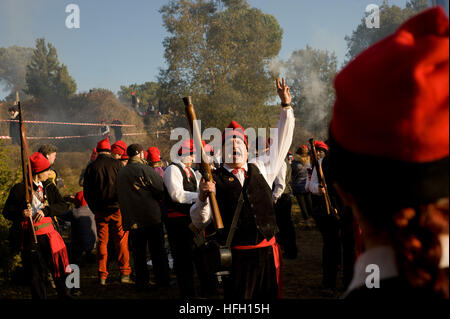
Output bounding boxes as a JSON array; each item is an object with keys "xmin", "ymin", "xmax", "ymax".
[{"xmin": 94, "ymin": 210, "xmax": 131, "ymax": 279}]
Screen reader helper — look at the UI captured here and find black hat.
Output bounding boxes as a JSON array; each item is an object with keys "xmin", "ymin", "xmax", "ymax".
[{"xmin": 127, "ymin": 144, "xmax": 144, "ymax": 157}]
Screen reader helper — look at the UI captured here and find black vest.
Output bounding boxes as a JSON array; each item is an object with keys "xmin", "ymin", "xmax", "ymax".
[
  {"xmin": 164, "ymin": 163, "xmax": 197, "ymax": 216},
  {"xmin": 213, "ymin": 163, "xmax": 278, "ymax": 246}
]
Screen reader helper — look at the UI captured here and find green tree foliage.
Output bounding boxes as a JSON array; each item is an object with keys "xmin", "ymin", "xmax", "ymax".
[
  {"xmin": 24, "ymin": 38, "xmax": 77, "ymax": 102},
  {"xmin": 281, "ymin": 46, "xmax": 338, "ymax": 138},
  {"xmin": 0, "ymin": 143, "xmax": 21, "ymax": 281},
  {"xmin": 0, "ymin": 46, "xmax": 33, "ymax": 100},
  {"xmin": 158, "ymin": 0, "xmax": 283, "ymax": 129},
  {"xmin": 344, "ymin": 0, "xmax": 428, "ymax": 62},
  {"xmin": 118, "ymin": 81, "xmax": 161, "ymax": 108}
]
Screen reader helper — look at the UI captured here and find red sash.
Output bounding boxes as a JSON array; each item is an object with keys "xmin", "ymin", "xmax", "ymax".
[
  {"xmin": 22, "ymin": 217, "xmax": 71, "ymax": 278},
  {"xmin": 167, "ymin": 211, "xmax": 187, "ymax": 218},
  {"xmin": 233, "ymin": 236, "xmax": 283, "ymax": 298}
]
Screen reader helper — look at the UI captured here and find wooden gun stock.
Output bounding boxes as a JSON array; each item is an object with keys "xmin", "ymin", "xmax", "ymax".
[
  {"xmin": 17, "ymin": 93, "xmax": 38, "ymax": 244},
  {"xmin": 183, "ymin": 96, "xmax": 224, "ymax": 230}
]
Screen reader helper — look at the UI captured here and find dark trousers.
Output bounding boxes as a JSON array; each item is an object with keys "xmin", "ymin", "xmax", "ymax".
[
  {"xmin": 295, "ymin": 193, "xmax": 313, "ymax": 221},
  {"xmin": 223, "ymin": 246, "xmax": 278, "ymax": 299},
  {"xmin": 311, "ymin": 195, "xmax": 341, "ymax": 289},
  {"xmin": 192, "ymin": 243, "xmax": 220, "ymax": 298},
  {"xmin": 129, "ymin": 224, "xmax": 170, "ymax": 289},
  {"xmin": 166, "ymin": 216, "xmax": 196, "ymax": 298},
  {"xmin": 274, "ymin": 194, "xmax": 297, "ymax": 258},
  {"xmin": 22, "ymin": 234, "xmax": 69, "ymax": 299}
]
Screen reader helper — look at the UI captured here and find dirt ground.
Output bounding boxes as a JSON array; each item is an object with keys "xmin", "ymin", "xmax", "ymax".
[{"xmin": 0, "ymin": 201, "xmax": 344, "ymax": 300}]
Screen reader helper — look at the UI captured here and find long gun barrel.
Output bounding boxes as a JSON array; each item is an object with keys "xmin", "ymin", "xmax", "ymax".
[
  {"xmin": 309, "ymin": 138, "xmax": 339, "ymax": 219},
  {"xmin": 183, "ymin": 96, "xmax": 224, "ymax": 230},
  {"xmin": 17, "ymin": 93, "xmax": 38, "ymax": 244}
]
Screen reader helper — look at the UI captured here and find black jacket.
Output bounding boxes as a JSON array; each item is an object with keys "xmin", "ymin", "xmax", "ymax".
[
  {"xmin": 2, "ymin": 180, "xmax": 69, "ymax": 251},
  {"xmin": 116, "ymin": 158, "xmax": 165, "ymax": 231},
  {"xmin": 83, "ymin": 154, "xmax": 122, "ymax": 214},
  {"xmin": 213, "ymin": 163, "xmax": 278, "ymax": 246}
]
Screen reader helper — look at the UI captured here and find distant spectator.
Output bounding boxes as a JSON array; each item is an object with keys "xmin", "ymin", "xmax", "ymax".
[
  {"xmin": 100, "ymin": 119, "xmax": 110, "ymax": 138},
  {"xmin": 62, "ymin": 191, "xmax": 97, "ymax": 265},
  {"xmin": 38, "ymin": 144, "xmax": 60, "ymax": 187},
  {"xmin": 147, "ymin": 101, "xmax": 155, "ymax": 115},
  {"xmin": 147, "ymin": 147, "xmax": 164, "ymax": 177},
  {"xmin": 79, "ymin": 148, "xmax": 97, "ymax": 187},
  {"xmin": 8, "ymin": 107, "xmax": 20, "ymax": 145},
  {"xmin": 111, "ymin": 118, "xmax": 123, "ymax": 142},
  {"xmin": 111, "ymin": 140, "xmax": 127, "ymax": 160},
  {"xmin": 131, "ymin": 91, "xmax": 138, "ymax": 110}
]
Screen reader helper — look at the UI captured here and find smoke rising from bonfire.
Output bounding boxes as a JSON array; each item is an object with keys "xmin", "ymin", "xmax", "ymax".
[{"xmin": 269, "ymin": 50, "xmax": 333, "ymax": 138}]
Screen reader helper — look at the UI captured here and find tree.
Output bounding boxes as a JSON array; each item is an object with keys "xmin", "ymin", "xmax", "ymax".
[
  {"xmin": 0, "ymin": 143, "xmax": 21, "ymax": 281},
  {"xmin": 158, "ymin": 0, "xmax": 283, "ymax": 129},
  {"xmin": 24, "ymin": 38, "xmax": 76, "ymax": 102},
  {"xmin": 344, "ymin": 0, "xmax": 428, "ymax": 63},
  {"xmin": 0, "ymin": 46, "xmax": 33, "ymax": 100},
  {"xmin": 282, "ymin": 46, "xmax": 338, "ymax": 138},
  {"xmin": 118, "ymin": 82, "xmax": 161, "ymax": 109}
]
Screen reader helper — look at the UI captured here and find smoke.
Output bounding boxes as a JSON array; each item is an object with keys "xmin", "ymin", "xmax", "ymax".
[
  {"xmin": 272, "ymin": 48, "xmax": 334, "ymax": 138},
  {"xmin": 0, "ymin": 0, "xmax": 35, "ymax": 44}
]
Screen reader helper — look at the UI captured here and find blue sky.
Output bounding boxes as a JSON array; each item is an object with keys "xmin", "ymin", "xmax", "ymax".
[{"xmin": 0, "ymin": 0, "xmax": 412, "ymax": 98}]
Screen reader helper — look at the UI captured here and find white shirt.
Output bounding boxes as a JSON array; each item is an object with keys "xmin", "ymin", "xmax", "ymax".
[
  {"xmin": 272, "ymin": 160, "xmax": 287, "ymax": 201},
  {"xmin": 306, "ymin": 157, "xmax": 322, "ymax": 195},
  {"xmin": 31, "ymin": 181, "xmax": 44, "ymax": 217},
  {"xmin": 342, "ymin": 235, "xmax": 450, "ymax": 298},
  {"xmin": 190, "ymin": 107, "xmax": 295, "ymax": 230},
  {"xmin": 163, "ymin": 161, "xmax": 202, "ymax": 205}
]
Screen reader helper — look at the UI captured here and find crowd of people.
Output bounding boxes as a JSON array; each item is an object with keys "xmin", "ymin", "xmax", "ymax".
[{"xmin": 1, "ymin": 7, "xmax": 448, "ymax": 300}]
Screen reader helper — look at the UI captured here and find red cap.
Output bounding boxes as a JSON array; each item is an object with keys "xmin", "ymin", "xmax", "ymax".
[
  {"xmin": 147, "ymin": 147, "xmax": 161, "ymax": 162},
  {"xmin": 314, "ymin": 141, "xmax": 328, "ymax": 151},
  {"xmin": 143, "ymin": 150, "xmax": 148, "ymax": 160},
  {"xmin": 178, "ymin": 139, "xmax": 196, "ymax": 156},
  {"xmin": 330, "ymin": 7, "xmax": 449, "ymax": 163},
  {"xmin": 201, "ymin": 141, "xmax": 214, "ymax": 154},
  {"xmin": 302, "ymin": 144, "xmax": 308, "ymax": 151},
  {"xmin": 222, "ymin": 120, "xmax": 248, "ymax": 147},
  {"xmin": 74, "ymin": 191, "xmax": 88, "ymax": 208},
  {"xmin": 90, "ymin": 148, "xmax": 98, "ymax": 161},
  {"xmin": 111, "ymin": 140, "xmax": 127, "ymax": 155},
  {"xmin": 96, "ymin": 137, "xmax": 111, "ymax": 152},
  {"xmin": 120, "ymin": 153, "xmax": 129, "ymax": 160},
  {"xmin": 30, "ymin": 152, "xmax": 50, "ymax": 174}
]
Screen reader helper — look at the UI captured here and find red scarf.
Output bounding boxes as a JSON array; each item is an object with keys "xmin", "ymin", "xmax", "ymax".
[
  {"xmin": 233, "ymin": 236, "xmax": 283, "ymax": 298},
  {"xmin": 22, "ymin": 217, "xmax": 70, "ymax": 278}
]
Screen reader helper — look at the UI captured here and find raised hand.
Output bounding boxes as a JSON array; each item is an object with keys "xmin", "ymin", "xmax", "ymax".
[
  {"xmin": 198, "ymin": 178, "xmax": 216, "ymax": 202},
  {"xmin": 276, "ymin": 77, "xmax": 292, "ymax": 105}
]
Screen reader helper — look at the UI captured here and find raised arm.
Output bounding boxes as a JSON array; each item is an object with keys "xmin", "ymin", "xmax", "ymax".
[{"xmin": 261, "ymin": 78, "xmax": 295, "ymax": 186}]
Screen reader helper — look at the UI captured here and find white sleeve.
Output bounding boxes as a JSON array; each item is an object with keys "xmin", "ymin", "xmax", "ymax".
[
  {"xmin": 272, "ymin": 161, "xmax": 286, "ymax": 200},
  {"xmin": 263, "ymin": 107, "xmax": 295, "ymax": 186},
  {"xmin": 190, "ymin": 197, "xmax": 212, "ymax": 230},
  {"xmin": 163, "ymin": 165, "xmax": 198, "ymax": 204},
  {"xmin": 309, "ymin": 166, "xmax": 320, "ymax": 195}
]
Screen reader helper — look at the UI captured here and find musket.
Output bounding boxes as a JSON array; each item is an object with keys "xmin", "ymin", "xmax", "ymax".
[
  {"xmin": 309, "ymin": 138, "xmax": 339, "ymax": 220},
  {"xmin": 17, "ymin": 92, "xmax": 38, "ymax": 244},
  {"xmin": 182, "ymin": 96, "xmax": 224, "ymax": 230}
]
